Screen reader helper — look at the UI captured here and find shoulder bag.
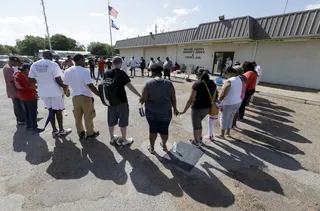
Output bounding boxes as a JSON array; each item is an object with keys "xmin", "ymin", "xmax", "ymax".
[{"xmin": 203, "ymin": 81, "xmax": 219, "ymax": 116}]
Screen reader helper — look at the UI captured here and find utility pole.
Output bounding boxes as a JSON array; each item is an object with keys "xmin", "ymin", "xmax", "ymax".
[
  {"xmin": 155, "ymin": 24, "xmax": 158, "ymax": 34},
  {"xmin": 284, "ymin": 0, "xmax": 289, "ymax": 14},
  {"xmin": 40, "ymin": 0, "xmax": 52, "ymax": 51}
]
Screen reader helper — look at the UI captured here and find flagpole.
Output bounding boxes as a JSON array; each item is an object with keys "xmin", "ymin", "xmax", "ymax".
[{"xmin": 108, "ymin": 0, "xmax": 113, "ymax": 57}]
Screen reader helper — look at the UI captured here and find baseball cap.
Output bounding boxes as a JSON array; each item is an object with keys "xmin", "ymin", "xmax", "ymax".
[
  {"xmin": 18, "ymin": 63, "xmax": 31, "ymax": 71},
  {"xmin": 9, "ymin": 56, "xmax": 22, "ymax": 64}
]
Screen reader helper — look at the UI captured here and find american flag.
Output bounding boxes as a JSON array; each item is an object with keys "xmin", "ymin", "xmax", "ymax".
[{"xmin": 108, "ymin": 6, "xmax": 118, "ymax": 18}]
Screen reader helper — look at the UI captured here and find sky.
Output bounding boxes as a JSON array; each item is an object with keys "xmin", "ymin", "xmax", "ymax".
[{"xmin": 0, "ymin": 0, "xmax": 320, "ymax": 47}]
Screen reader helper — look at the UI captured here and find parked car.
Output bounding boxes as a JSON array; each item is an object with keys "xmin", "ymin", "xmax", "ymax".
[
  {"xmin": 17, "ymin": 56, "xmax": 34, "ymax": 64},
  {"xmin": 0, "ymin": 55, "xmax": 9, "ymax": 68}
]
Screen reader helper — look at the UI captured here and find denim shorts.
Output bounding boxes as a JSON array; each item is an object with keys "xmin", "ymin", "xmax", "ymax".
[{"xmin": 107, "ymin": 103, "xmax": 129, "ymax": 127}]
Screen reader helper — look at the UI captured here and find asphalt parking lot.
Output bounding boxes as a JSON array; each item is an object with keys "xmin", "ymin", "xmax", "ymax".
[{"xmin": 0, "ymin": 70, "xmax": 320, "ymax": 211}]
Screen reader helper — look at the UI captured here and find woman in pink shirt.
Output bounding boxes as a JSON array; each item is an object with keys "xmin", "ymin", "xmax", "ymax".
[{"xmin": 238, "ymin": 61, "xmax": 257, "ymax": 121}]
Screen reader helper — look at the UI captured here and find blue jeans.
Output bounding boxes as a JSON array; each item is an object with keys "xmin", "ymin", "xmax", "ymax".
[
  {"xmin": 22, "ymin": 99, "xmax": 38, "ymax": 129},
  {"xmin": 12, "ymin": 98, "xmax": 25, "ymax": 122},
  {"xmin": 130, "ymin": 67, "xmax": 136, "ymax": 76},
  {"xmin": 96, "ymin": 69, "xmax": 104, "ymax": 84}
]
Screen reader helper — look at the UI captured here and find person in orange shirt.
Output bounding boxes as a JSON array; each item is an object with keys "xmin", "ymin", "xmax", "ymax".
[
  {"xmin": 13, "ymin": 64, "xmax": 42, "ymax": 133},
  {"xmin": 238, "ymin": 61, "xmax": 258, "ymax": 121}
]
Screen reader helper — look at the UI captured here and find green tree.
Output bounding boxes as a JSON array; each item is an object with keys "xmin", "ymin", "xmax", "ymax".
[
  {"xmin": 88, "ymin": 42, "xmax": 118, "ymax": 57},
  {"xmin": 4, "ymin": 45, "xmax": 19, "ymax": 54},
  {"xmin": 51, "ymin": 34, "xmax": 77, "ymax": 50},
  {"xmin": 88, "ymin": 42, "xmax": 108, "ymax": 56},
  {"xmin": 74, "ymin": 42, "xmax": 86, "ymax": 51},
  {"xmin": 15, "ymin": 35, "xmax": 45, "ymax": 56},
  {"xmin": 0, "ymin": 44, "xmax": 11, "ymax": 55}
]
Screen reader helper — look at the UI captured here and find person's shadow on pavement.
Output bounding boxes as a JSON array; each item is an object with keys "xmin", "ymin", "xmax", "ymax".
[
  {"xmin": 13, "ymin": 126, "xmax": 51, "ymax": 165},
  {"xmin": 80, "ymin": 139, "xmax": 128, "ymax": 185},
  {"xmin": 46, "ymin": 137, "xmax": 89, "ymax": 179},
  {"xmin": 115, "ymin": 146, "xmax": 183, "ymax": 197},
  {"xmin": 156, "ymin": 152, "xmax": 235, "ymax": 208},
  {"xmin": 203, "ymin": 141, "xmax": 285, "ymax": 195}
]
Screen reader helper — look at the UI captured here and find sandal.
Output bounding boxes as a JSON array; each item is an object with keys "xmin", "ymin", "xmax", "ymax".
[
  {"xmin": 216, "ymin": 135, "xmax": 226, "ymax": 140},
  {"xmin": 148, "ymin": 146, "xmax": 155, "ymax": 154},
  {"xmin": 160, "ymin": 142, "xmax": 168, "ymax": 151}
]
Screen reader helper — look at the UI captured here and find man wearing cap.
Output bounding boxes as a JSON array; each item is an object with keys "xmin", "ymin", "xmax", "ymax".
[
  {"xmin": 13, "ymin": 64, "xmax": 42, "ymax": 133},
  {"xmin": 29, "ymin": 51, "xmax": 71, "ymax": 137},
  {"xmin": 3, "ymin": 56, "xmax": 25, "ymax": 125}
]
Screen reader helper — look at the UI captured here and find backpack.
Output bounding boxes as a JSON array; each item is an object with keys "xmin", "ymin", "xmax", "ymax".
[{"xmin": 98, "ymin": 70, "xmax": 121, "ymax": 107}]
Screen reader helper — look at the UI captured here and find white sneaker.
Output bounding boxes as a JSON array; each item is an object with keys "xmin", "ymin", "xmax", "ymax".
[
  {"xmin": 110, "ymin": 135, "xmax": 118, "ymax": 145},
  {"xmin": 59, "ymin": 128, "xmax": 72, "ymax": 136},
  {"xmin": 121, "ymin": 138, "xmax": 134, "ymax": 146}
]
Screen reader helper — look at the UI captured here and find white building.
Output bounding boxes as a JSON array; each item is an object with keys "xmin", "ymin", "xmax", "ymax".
[{"xmin": 115, "ymin": 9, "xmax": 320, "ymax": 89}]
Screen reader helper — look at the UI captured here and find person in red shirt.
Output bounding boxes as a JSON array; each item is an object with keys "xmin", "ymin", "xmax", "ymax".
[
  {"xmin": 238, "ymin": 61, "xmax": 258, "ymax": 121},
  {"xmin": 96, "ymin": 57, "xmax": 106, "ymax": 85},
  {"xmin": 13, "ymin": 64, "xmax": 42, "ymax": 133}
]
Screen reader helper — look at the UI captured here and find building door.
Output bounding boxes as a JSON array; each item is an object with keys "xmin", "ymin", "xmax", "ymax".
[{"xmin": 212, "ymin": 52, "xmax": 235, "ymax": 76}]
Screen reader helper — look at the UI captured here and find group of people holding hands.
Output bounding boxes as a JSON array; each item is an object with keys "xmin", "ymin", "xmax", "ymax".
[{"xmin": 3, "ymin": 51, "xmax": 259, "ymax": 155}]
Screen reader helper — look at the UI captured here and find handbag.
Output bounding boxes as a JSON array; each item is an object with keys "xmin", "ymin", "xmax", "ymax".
[{"xmin": 203, "ymin": 81, "xmax": 219, "ymax": 116}]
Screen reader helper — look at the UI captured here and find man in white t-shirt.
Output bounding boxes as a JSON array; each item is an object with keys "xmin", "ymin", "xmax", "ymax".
[
  {"xmin": 129, "ymin": 56, "xmax": 136, "ymax": 77},
  {"xmin": 226, "ymin": 57, "xmax": 233, "ymax": 68},
  {"xmin": 28, "ymin": 51, "xmax": 71, "ymax": 137},
  {"xmin": 121, "ymin": 56, "xmax": 127, "ymax": 73},
  {"xmin": 63, "ymin": 54, "xmax": 100, "ymax": 140},
  {"xmin": 252, "ymin": 61, "xmax": 262, "ymax": 85}
]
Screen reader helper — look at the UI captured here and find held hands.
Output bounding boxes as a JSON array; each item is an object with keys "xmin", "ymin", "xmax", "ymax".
[
  {"xmin": 174, "ymin": 108, "xmax": 180, "ymax": 116},
  {"xmin": 139, "ymin": 98, "xmax": 145, "ymax": 104},
  {"xmin": 64, "ymin": 88, "xmax": 71, "ymax": 97}
]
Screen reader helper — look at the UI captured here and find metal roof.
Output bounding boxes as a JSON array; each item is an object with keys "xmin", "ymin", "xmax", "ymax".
[
  {"xmin": 254, "ymin": 9, "xmax": 320, "ymax": 39},
  {"xmin": 115, "ymin": 28, "xmax": 197, "ymax": 49},
  {"xmin": 115, "ymin": 8, "xmax": 320, "ymax": 49},
  {"xmin": 193, "ymin": 16, "xmax": 254, "ymax": 41}
]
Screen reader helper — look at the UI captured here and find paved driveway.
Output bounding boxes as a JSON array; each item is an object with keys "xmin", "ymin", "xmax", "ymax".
[{"xmin": 0, "ymin": 70, "xmax": 319, "ymax": 211}]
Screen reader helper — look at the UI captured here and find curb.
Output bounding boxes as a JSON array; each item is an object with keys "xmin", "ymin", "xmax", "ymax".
[{"xmin": 171, "ymin": 75, "xmax": 320, "ymax": 106}]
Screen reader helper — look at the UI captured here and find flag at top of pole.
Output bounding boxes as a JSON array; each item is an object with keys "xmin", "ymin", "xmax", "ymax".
[{"xmin": 108, "ymin": 6, "xmax": 118, "ymax": 18}]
